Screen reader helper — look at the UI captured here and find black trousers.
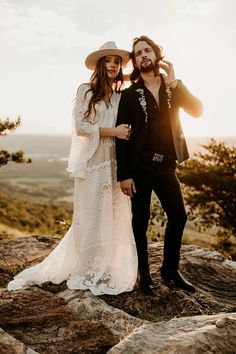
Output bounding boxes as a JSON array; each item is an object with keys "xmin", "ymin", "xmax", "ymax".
[{"xmin": 131, "ymin": 158, "xmax": 187, "ymax": 276}]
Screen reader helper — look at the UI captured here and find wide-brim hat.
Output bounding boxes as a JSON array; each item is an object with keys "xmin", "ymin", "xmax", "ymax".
[{"xmin": 85, "ymin": 41, "xmax": 130, "ymax": 70}]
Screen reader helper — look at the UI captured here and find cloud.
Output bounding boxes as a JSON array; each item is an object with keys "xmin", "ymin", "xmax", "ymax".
[
  {"xmin": 0, "ymin": 0, "xmax": 235, "ymax": 136},
  {"xmin": 178, "ymin": 0, "xmax": 219, "ymax": 16},
  {"xmin": 0, "ymin": 1, "xmax": 102, "ymax": 54}
]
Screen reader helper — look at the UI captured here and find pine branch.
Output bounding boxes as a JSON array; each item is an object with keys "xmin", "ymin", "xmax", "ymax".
[{"xmin": 0, "ymin": 117, "xmax": 21, "ymax": 135}]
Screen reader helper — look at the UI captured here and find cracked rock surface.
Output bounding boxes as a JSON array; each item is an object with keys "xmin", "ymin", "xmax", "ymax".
[{"xmin": 0, "ymin": 236, "xmax": 236, "ymax": 353}]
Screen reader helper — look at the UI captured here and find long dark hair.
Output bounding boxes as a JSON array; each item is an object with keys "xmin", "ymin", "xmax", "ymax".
[
  {"xmin": 130, "ymin": 35, "xmax": 164, "ymax": 83},
  {"xmin": 83, "ymin": 56, "xmax": 124, "ymax": 120}
]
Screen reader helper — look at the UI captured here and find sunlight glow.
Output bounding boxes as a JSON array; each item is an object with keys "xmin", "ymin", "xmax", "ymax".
[{"xmin": 0, "ymin": 0, "xmax": 235, "ymax": 138}]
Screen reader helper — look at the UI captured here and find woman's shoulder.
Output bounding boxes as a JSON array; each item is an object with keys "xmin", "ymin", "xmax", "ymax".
[
  {"xmin": 79, "ymin": 82, "xmax": 90, "ymax": 89},
  {"xmin": 76, "ymin": 83, "xmax": 91, "ymax": 95},
  {"xmin": 75, "ymin": 83, "xmax": 93, "ymax": 102}
]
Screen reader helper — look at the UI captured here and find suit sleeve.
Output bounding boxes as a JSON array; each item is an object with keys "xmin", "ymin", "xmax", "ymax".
[
  {"xmin": 116, "ymin": 89, "xmax": 132, "ymax": 181},
  {"xmin": 172, "ymin": 80, "xmax": 204, "ymax": 118}
]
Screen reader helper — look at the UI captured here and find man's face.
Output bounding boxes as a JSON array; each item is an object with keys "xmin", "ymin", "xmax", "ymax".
[{"xmin": 133, "ymin": 41, "xmax": 157, "ymax": 72}]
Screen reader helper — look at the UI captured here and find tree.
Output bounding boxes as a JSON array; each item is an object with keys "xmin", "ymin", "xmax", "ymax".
[
  {"xmin": 178, "ymin": 138, "xmax": 236, "ymax": 259},
  {"xmin": 0, "ymin": 117, "xmax": 31, "ymax": 167}
]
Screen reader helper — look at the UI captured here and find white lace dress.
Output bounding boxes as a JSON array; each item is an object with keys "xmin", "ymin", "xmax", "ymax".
[{"xmin": 8, "ymin": 84, "xmax": 138, "ymax": 295}]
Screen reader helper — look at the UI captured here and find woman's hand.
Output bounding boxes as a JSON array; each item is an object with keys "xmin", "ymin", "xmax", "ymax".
[
  {"xmin": 99, "ymin": 124, "xmax": 131, "ymax": 139},
  {"xmin": 115, "ymin": 124, "xmax": 131, "ymax": 140}
]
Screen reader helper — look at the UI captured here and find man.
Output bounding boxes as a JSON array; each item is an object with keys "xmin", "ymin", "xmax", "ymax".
[{"xmin": 116, "ymin": 35, "xmax": 203, "ymax": 295}]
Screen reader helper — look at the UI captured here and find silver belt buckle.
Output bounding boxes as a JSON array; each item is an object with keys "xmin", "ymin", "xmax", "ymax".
[{"xmin": 153, "ymin": 153, "xmax": 164, "ymax": 162}]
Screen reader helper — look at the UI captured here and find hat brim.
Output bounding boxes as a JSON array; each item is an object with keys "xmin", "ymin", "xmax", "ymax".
[{"xmin": 85, "ymin": 48, "xmax": 130, "ymax": 70}]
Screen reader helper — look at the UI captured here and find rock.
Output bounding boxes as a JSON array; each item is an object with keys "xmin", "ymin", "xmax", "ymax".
[
  {"xmin": 0, "ymin": 327, "xmax": 39, "ymax": 354},
  {"xmin": 0, "ymin": 235, "xmax": 60, "ymax": 272},
  {"xmin": 59, "ymin": 289, "xmax": 146, "ymax": 338},
  {"xmin": 101, "ymin": 243, "xmax": 236, "ymax": 322},
  {"xmin": 107, "ymin": 313, "xmax": 236, "ymax": 353},
  {"xmin": 0, "ymin": 327, "xmax": 26, "ymax": 354},
  {"xmin": 1, "ymin": 236, "xmax": 236, "ymax": 352},
  {"xmin": 0, "ymin": 287, "xmax": 118, "ymax": 353},
  {"xmin": 0, "ymin": 235, "xmax": 60, "ymax": 287},
  {"xmin": 0, "ymin": 271, "xmax": 12, "ymax": 288}
]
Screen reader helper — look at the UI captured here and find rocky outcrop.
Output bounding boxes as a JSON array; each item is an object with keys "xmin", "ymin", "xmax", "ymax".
[
  {"xmin": 0, "ymin": 235, "xmax": 60, "ymax": 272},
  {"xmin": 0, "ymin": 235, "xmax": 60, "ymax": 288},
  {"xmin": 100, "ymin": 243, "xmax": 236, "ymax": 322},
  {"xmin": 59, "ymin": 289, "xmax": 146, "ymax": 338},
  {"xmin": 0, "ymin": 235, "xmax": 236, "ymax": 353},
  {"xmin": 108, "ymin": 313, "xmax": 236, "ymax": 353},
  {"xmin": 0, "ymin": 328, "xmax": 39, "ymax": 354},
  {"xmin": 0, "ymin": 287, "xmax": 119, "ymax": 353}
]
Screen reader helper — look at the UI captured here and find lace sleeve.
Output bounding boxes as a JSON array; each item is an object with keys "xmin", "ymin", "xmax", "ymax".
[
  {"xmin": 73, "ymin": 84, "xmax": 98, "ymax": 136},
  {"xmin": 67, "ymin": 84, "xmax": 100, "ymax": 178}
]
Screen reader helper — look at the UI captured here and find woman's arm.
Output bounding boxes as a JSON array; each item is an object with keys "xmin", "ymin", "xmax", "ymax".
[
  {"xmin": 73, "ymin": 84, "xmax": 99, "ymax": 136},
  {"xmin": 99, "ymin": 124, "xmax": 130, "ymax": 139},
  {"xmin": 74, "ymin": 85, "xmax": 130, "ymax": 139}
]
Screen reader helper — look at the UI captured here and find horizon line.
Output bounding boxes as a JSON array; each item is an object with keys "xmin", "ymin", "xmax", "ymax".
[{"xmin": 11, "ymin": 133, "xmax": 236, "ymax": 139}]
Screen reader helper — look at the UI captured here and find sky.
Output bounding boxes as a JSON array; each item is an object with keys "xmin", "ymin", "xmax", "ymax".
[{"xmin": 0, "ymin": 0, "xmax": 235, "ymax": 137}]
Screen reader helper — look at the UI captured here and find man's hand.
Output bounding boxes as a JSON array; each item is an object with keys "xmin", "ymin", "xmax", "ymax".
[
  {"xmin": 120, "ymin": 178, "xmax": 136, "ymax": 197},
  {"xmin": 158, "ymin": 59, "xmax": 177, "ymax": 87}
]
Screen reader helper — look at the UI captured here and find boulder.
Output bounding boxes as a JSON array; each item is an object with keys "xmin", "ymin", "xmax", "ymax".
[
  {"xmin": 0, "ymin": 327, "xmax": 26, "ymax": 354},
  {"xmin": 0, "ymin": 235, "xmax": 60, "ymax": 288},
  {"xmin": 0, "ymin": 235, "xmax": 60, "ymax": 272},
  {"xmin": 59, "ymin": 289, "xmax": 146, "ymax": 338},
  {"xmin": 107, "ymin": 312, "xmax": 236, "ymax": 353},
  {"xmin": 0, "ymin": 287, "xmax": 118, "ymax": 353},
  {"xmin": 0, "ymin": 327, "xmax": 39, "ymax": 354}
]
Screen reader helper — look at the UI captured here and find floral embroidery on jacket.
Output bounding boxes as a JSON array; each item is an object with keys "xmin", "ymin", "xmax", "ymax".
[
  {"xmin": 135, "ymin": 88, "xmax": 148, "ymax": 123},
  {"xmin": 136, "ymin": 84, "xmax": 172, "ymax": 122},
  {"xmin": 165, "ymin": 84, "xmax": 172, "ymax": 109}
]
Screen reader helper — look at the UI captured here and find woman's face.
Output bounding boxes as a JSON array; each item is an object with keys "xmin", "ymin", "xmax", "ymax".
[{"xmin": 104, "ymin": 55, "xmax": 121, "ymax": 81}]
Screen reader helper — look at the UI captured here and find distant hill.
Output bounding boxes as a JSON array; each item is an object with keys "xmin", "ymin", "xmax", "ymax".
[
  {"xmin": 1, "ymin": 135, "xmax": 234, "ymax": 250},
  {"xmin": 0, "ymin": 183, "xmax": 72, "ymax": 236},
  {"xmin": 1, "ymin": 134, "xmax": 235, "ymax": 160},
  {"xmin": 0, "ymin": 135, "xmax": 71, "ymax": 160}
]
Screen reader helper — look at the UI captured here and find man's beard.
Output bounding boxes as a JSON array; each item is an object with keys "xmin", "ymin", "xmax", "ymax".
[{"xmin": 140, "ymin": 61, "xmax": 155, "ymax": 73}]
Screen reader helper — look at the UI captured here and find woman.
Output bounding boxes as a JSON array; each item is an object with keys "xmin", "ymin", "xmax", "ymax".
[{"xmin": 8, "ymin": 42, "xmax": 138, "ymax": 295}]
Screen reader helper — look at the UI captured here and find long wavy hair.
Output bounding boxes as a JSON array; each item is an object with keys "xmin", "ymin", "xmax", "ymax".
[
  {"xmin": 83, "ymin": 56, "xmax": 124, "ymax": 121},
  {"xmin": 130, "ymin": 35, "xmax": 164, "ymax": 83}
]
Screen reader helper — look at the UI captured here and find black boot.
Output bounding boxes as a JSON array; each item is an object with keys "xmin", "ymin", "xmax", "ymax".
[
  {"xmin": 139, "ymin": 271, "xmax": 155, "ymax": 295},
  {"xmin": 161, "ymin": 268, "xmax": 195, "ymax": 293}
]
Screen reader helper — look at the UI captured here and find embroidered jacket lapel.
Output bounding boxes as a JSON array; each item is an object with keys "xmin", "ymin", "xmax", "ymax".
[
  {"xmin": 133, "ymin": 76, "xmax": 172, "ymax": 124},
  {"xmin": 134, "ymin": 79, "xmax": 148, "ymax": 123}
]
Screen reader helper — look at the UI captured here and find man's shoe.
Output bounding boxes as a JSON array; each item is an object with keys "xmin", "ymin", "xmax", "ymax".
[
  {"xmin": 140, "ymin": 281, "xmax": 156, "ymax": 295},
  {"xmin": 139, "ymin": 275, "xmax": 155, "ymax": 295},
  {"xmin": 145, "ymin": 274, "xmax": 154, "ymax": 286},
  {"xmin": 161, "ymin": 269, "xmax": 195, "ymax": 293}
]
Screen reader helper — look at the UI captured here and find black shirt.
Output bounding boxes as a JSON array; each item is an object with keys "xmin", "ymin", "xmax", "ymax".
[{"xmin": 141, "ymin": 77, "xmax": 176, "ymax": 158}]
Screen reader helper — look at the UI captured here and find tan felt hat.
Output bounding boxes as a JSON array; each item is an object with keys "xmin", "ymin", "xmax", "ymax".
[{"xmin": 85, "ymin": 41, "xmax": 130, "ymax": 70}]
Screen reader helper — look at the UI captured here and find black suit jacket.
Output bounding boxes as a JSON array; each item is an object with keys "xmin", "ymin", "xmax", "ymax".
[{"xmin": 116, "ymin": 78, "xmax": 203, "ymax": 181}]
